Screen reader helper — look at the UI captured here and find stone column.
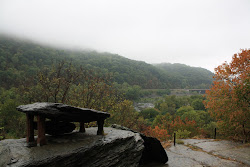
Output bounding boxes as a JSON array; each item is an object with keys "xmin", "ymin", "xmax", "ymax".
[
  {"xmin": 37, "ymin": 115, "xmax": 46, "ymax": 146},
  {"xmin": 26, "ymin": 114, "xmax": 34, "ymax": 143},
  {"xmin": 97, "ymin": 119, "xmax": 104, "ymax": 135},
  {"xmin": 79, "ymin": 122, "xmax": 85, "ymax": 132}
]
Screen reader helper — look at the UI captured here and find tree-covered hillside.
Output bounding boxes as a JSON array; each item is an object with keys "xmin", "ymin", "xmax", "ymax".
[
  {"xmin": 154, "ymin": 63, "xmax": 214, "ymax": 89},
  {"xmin": 0, "ymin": 36, "xmax": 213, "ymax": 89}
]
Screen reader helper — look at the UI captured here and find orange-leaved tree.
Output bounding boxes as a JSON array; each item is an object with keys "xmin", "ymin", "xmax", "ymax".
[
  {"xmin": 204, "ymin": 49, "xmax": 249, "ymax": 142},
  {"xmin": 142, "ymin": 126, "xmax": 170, "ymax": 141}
]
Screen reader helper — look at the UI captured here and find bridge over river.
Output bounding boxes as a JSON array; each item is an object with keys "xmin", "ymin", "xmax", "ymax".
[{"xmin": 170, "ymin": 89, "xmax": 210, "ymax": 95}]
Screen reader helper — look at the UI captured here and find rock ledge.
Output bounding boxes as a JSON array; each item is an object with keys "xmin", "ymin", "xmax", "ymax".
[{"xmin": 0, "ymin": 127, "xmax": 144, "ymax": 167}]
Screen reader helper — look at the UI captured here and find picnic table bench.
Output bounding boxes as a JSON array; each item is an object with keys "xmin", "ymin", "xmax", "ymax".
[{"xmin": 17, "ymin": 102, "xmax": 110, "ymax": 146}]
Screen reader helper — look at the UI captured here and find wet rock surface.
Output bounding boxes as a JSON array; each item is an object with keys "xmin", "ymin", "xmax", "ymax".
[
  {"xmin": 0, "ymin": 127, "xmax": 144, "ymax": 167},
  {"xmin": 164, "ymin": 139, "xmax": 250, "ymax": 167},
  {"xmin": 1, "ymin": 128, "xmax": 249, "ymax": 167},
  {"xmin": 111, "ymin": 124, "xmax": 168, "ymax": 165},
  {"xmin": 183, "ymin": 139, "xmax": 250, "ymax": 166},
  {"xmin": 17, "ymin": 102, "xmax": 110, "ymax": 122}
]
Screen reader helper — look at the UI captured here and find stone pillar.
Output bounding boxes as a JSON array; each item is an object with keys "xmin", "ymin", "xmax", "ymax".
[
  {"xmin": 37, "ymin": 115, "xmax": 46, "ymax": 146},
  {"xmin": 26, "ymin": 114, "xmax": 34, "ymax": 143},
  {"xmin": 97, "ymin": 120, "xmax": 104, "ymax": 135},
  {"xmin": 79, "ymin": 122, "xmax": 85, "ymax": 132}
]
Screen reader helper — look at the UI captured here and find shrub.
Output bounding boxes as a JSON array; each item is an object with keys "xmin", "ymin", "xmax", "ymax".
[{"xmin": 174, "ymin": 129, "xmax": 191, "ymax": 139}]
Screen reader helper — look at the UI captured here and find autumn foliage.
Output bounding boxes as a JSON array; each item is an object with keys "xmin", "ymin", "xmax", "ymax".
[
  {"xmin": 142, "ymin": 126, "xmax": 170, "ymax": 141},
  {"xmin": 169, "ymin": 117, "xmax": 198, "ymax": 137},
  {"xmin": 205, "ymin": 49, "xmax": 250, "ymax": 142},
  {"xmin": 142, "ymin": 115, "xmax": 198, "ymax": 141}
]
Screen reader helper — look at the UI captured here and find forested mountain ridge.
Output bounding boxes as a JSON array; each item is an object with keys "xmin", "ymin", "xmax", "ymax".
[
  {"xmin": 0, "ymin": 36, "xmax": 213, "ymax": 89},
  {"xmin": 154, "ymin": 63, "xmax": 214, "ymax": 89}
]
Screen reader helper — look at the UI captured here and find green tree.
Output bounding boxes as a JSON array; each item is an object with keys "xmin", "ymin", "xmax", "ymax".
[
  {"xmin": 176, "ymin": 106, "xmax": 194, "ymax": 116},
  {"xmin": 152, "ymin": 113, "xmax": 172, "ymax": 129},
  {"xmin": 181, "ymin": 110, "xmax": 199, "ymax": 122},
  {"xmin": 124, "ymin": 85, "xmax": 142, "ymax": 101},
  {"xmin": 140, "ymin": 108, "xmax": 159, "ymax": 123},
  {"xmin": 0, "ymin": 100, "xmax": 25, "ymax": 139},
  {"xmin": 191, "ymin": 99, "xmax": 205, "ymax": 110}
]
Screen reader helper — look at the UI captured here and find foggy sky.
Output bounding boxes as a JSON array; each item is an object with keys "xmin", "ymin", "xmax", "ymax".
[{"xmin": 0, "ymin": 0, "xmax": 250, "ymax": 72}]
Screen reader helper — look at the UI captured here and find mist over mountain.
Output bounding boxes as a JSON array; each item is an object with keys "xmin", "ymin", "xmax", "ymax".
[
  {"xmin": 154, "ymin": 63, "xmax": 214, "ymax": 89},
  {"xmin": 0, "ymin": 36, "xmax": 213, "ymax": 89}
]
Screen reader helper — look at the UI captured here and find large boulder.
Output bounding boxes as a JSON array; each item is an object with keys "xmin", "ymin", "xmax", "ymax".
[
  {"xmin": 0, "ymin": 127, "xmax": 144, "ymax": 167},
  {"xmin": 139, "ymin": 134, "xmax": 168, "ymax": 164},
  {"xmin": 111, "ymin": 124, "xmax": 168, "ymax": 165}
]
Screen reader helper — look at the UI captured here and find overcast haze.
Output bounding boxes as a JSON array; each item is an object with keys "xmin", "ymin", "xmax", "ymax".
[{"xmin": 0, "ymin": 0, "xmax": 250, "ymax": 72}]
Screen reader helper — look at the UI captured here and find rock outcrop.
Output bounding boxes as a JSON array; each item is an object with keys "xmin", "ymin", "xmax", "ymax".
[
  {"xmin": 111, "ymin": 124, "xmax": 168, "ymax": 165},
  {"xmin": 0, "ymin": 127, "xmax": 144, "ymax": 167},
  {"xmin": 16, "ymin": 102, "xmax": 110, "ymax": 123},
  {"xmin": 139, "ymin": 134, "xmax": 168, "ymax": 164},
  {"xmin": 16, "ymin": 102, "xmax": 111, "ymax": 146}
]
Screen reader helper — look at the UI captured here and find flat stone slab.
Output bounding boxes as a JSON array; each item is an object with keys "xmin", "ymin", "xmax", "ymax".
[
  {"xmin": 142, "ymin": 139, "xmax": 250, "ymax": 167},
  {"xmin": 17, "ymin": 102, "xmax": 110, "ymax": 122},
  {"xmin": 17, "ymin": 103, "xmax": 110, "ymax": 146},
  {"xmin": 166, "ymin": 144, "xmax": 245, "ymax": 167},
  {"xmin": 182, "ymin": 139, "xmax": 250, "ymax": 166},
  {"xmin": 162, "ymin": 139, "xmax": 250, "ymax": 167}
]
